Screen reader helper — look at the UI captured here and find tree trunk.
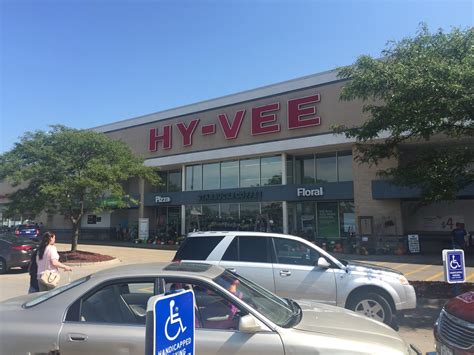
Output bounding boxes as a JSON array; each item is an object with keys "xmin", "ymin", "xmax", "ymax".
[{"xmin": 71, "ymin": 221, "xmax": 80, "ymax": 252}]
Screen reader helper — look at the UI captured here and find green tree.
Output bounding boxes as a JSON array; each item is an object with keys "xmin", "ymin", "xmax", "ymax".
[
  {"xmin": 334, "ymin": 25, "xmax": 474, "ymax": 204},
  {"xmin": 0, "ymin": 126, "xmax": 160, "ymax": 251}
]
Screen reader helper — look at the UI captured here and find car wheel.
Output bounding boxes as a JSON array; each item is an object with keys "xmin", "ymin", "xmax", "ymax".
[
  {"xmin": 347, "ymin": 291, "xmax": 393, "ymax": 327},
  {"xmin": 0, "ymin": 257, "xmax": 7, "ymax": 274}
]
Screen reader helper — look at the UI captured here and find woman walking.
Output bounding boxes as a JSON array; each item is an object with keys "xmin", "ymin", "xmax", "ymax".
[{"xmin": 37, "ymin": 232, "xmax": 72, "ymax": 291}]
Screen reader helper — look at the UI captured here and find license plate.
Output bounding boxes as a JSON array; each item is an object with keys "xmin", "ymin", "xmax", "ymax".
[{"xmin": 439, "ymin": 343, "xmax": 453, "ymax": 355}]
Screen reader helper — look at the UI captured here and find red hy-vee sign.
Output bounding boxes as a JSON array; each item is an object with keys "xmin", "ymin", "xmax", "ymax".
[{"xmin": 149, "ymin": 93, "xmax": 321, "ymax": 151}]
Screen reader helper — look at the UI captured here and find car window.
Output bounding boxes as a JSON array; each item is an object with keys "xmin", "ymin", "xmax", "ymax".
[
  {"xmin": 174, "ymin": 236, "xmax": 224, "ymax": 260},
  {"xmin": 238, "ymin": 236, "xmax": 270, "ymax": 263},
  {"xmin": 79, "ymin": 281, "xmax": 155, "ymax": 324},
  {"xmin": 164, "ymin": 279, "xmax": 244, "ymax": 330},
  {"xmin": 222, "ymin": 237, "xmax": 238, "ymax": 261},
  {"xmin": 24, "ymin": 276, "xmax": 91, "ymax": 308},
  {"xmin": 273, "ymin": 238, "xmax": 319, "ymax": 266}
]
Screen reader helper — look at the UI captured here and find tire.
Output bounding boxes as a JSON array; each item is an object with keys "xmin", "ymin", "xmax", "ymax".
[
  {"xmin": 0, "ymin": 257, "xmax": 7, "ymax": 274},
  {"xmin": 346, "ymin": 291, "xmax": 394, "ymax": 328}
]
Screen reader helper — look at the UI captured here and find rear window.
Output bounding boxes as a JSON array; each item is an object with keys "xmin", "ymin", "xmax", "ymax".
[
  {"xmin": 222, "ymin": 236, "xmax": 271, "ymax": 263},
  {"xmin": 174, "ymin": 236, "xmax": 224, "ymax": 261},
  {"xmin": 23, "ymin": 275, "xmax": 91, "ymax": 308},
  {"xmin": 19, "ymin": 225, "xmax": 36, "ymax": 230}
]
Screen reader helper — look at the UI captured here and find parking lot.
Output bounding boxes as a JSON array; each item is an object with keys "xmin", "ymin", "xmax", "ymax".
[{"xmin": 1, "ymin": 242, "xmax": 471, "ymax": 354}]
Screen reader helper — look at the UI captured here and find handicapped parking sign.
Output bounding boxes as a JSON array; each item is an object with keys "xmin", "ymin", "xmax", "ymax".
[
  {"xmin": 442, "ymin": 249, "xmax": 466, "ymax": 284},
  {"xmin": 146, "ymin": 289, "xmax": 195, "ymax": 355}
]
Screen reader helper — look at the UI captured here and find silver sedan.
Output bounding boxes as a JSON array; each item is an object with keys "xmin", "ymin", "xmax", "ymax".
[{"xmin": 0, "ymin": 262, "xmax": 418, "ymax": 355}]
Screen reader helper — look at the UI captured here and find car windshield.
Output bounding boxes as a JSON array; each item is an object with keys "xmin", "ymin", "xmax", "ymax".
[
  {"xmin": 213, "ymin": 270, "xmax": 298, "ymax": 327},
  {"xmin": 23, "ymin": 275, "xmax": 91, "ymax": 308}
]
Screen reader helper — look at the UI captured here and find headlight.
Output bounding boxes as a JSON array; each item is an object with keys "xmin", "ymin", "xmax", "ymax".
[{"xmin": 399, "ymin": 275, "xmax": 409, "ymax": 285}]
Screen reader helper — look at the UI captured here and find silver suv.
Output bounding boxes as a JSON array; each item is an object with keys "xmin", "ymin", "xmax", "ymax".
[{"xmin": 174, "ymin": 231, "xmax": 417, "ymax": 328}]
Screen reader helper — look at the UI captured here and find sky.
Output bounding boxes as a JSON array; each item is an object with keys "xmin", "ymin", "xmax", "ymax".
[{"xmin": 1, "ymin": 0, "xmax": 472, "ymax": 153}]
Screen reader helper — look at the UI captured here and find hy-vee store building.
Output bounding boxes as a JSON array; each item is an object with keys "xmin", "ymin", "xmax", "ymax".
[{"xmin": 3, "ymin": 69, "xmax": 472, "ymax": 252}]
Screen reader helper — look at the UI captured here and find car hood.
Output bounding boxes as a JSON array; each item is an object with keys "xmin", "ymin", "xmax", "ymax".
[
  {"xmin": 292, "ymin": 301, "xmax": 407, "ymax": 351},
  {"xmin": 344, "ymin": 260, "xmax": 403, "ymax": 275},
  {"xmin": 444, "ymin": 291, "xmax": 474, "ymax": 323}
]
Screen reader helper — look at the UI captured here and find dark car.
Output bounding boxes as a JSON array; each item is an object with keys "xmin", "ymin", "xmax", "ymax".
[
  {"xmin": 434, "ymin": 291, "xmax": 474, "ymax": 355},
  {"xmin": 0, "ymin": 235, "xmax": 38, "ymax": 274},
  {"xmin": 15, "ymin": 224, "xmax": 41, "ymax": 239}
]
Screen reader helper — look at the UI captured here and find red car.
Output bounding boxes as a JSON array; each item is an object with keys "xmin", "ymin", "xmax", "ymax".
[{"xmin": 434, "ymin": 291, "xmax": 474, "ymax": 355}]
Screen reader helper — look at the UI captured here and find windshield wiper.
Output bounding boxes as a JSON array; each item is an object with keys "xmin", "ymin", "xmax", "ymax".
[{"xmin": 283, "ymin": 298, "xmax": 302, "ymax": 327}]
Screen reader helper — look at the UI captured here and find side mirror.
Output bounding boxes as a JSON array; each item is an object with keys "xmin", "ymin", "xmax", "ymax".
[
  {"xmin": 317, "ymin": 257, "xmax": 331, "ymax": 269},
  {"xmin": 238, "ymin": 314, "xmax": 262, "ymax": 333}
]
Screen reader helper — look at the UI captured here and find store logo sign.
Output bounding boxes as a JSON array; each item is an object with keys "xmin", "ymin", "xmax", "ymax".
[
  {"xmin": 149, "ymin": 93, "xmax": 321, "ymax": 151},
  {"xmin": 155, "ymin": 195, "xmax": 172, "ymax": 204},
  {"xmin": 198, "ymin": 190, "xmax": 263, "ymax": 202},
  {"xmin": 297, "ymin": 187, "xmax": 324, "ymax": 197}
]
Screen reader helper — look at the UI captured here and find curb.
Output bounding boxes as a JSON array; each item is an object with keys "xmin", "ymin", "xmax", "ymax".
[{"xmin": 63, "ymin": 257, "xmax": 121, "ymax": 267}]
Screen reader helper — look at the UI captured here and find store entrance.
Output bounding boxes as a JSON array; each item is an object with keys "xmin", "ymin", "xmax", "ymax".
[
  {"xmin": 155, "ymin": 206, "xmax": 181, "ymax": 244},
  {"xmin": 288, "ymin": 201, "xmax": 355, "ymax": 246}
]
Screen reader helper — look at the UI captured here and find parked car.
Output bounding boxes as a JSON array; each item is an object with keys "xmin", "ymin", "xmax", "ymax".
[
  {"xmin": 0, "ymin": 262, "xmax": 420, "ymax": 355},
  {"xmin": 14, "ymin": 224, "xmax": 40, "ymax": 239},
  {"xmin": 434, "ymin": 290, "xmax": 474, "ymax": 355},
  {"xmin": 173, "ymin": 231, "xmax": 417, "ymax": 328},
  {"xmin": 0, "ymin": 235, "xmax": 38, "ymax": 274}
]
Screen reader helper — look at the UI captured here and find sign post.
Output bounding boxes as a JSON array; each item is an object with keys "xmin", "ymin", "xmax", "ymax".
[
  {"xmin": 139, "ymin": 218, "xmax": 149, "ymax": 241},
  {"xmin": 442, "ymin": 249, "xmax": 466, "ymax": 284},
  {"xmin": 407, "ymin": 234, "xmax": 420, "ymax": 254},
  {"xmin": 146, "ymin": 290, "xmax": 195, "ymax": 355}
]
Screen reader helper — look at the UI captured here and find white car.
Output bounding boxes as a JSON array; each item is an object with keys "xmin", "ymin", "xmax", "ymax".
[{"xmin": 174, "ymin": 231, "xmax": 417, "ymax": 328}]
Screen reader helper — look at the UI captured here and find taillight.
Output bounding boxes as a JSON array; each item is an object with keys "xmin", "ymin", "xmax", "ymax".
[
  {"xmin": 36, "ymin": 229, "xmax": 40, "ymax": 236},
  {"xmin": 11, "ymin": 245, "xmax": 33, "ymax": 251}
]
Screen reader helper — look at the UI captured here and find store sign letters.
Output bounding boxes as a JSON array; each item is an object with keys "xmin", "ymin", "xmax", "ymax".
[
  {"xmin": 149, "ymin": 93, "xmax": 321, "ymax": 151},
  {"xmin": 297, "ymin": 187, "xmax": 324, "ymax": 197},
  {"xmin": 155, "ymin": 195, "xmax": 171, "ymax": 204}
]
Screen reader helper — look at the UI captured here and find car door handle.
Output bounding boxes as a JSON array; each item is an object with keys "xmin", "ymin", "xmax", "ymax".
[
  {"xmin": 226, "ymin": 268, "xmax": 237, "ymax": 273},
  {"xmin": 68, "ymin": 333, "xmax": 88, "ymax": 341},
  {"xmin": 279, "ymin": 270, "xmax": 292, "ymax": 277}
]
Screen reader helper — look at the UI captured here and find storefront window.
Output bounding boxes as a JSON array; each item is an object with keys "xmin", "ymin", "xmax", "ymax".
[
  {"xmin": 289, "ymin": 152, "xmax": 353, "ymax": 184},
  {"xmin": 220, "ymin": 203, "xmax": 239, "ymax": 230},
  {"xmin": 317, "ymin": 202, "xmax": 339, "ymax": 238},
  {"xmin": 261, "ymin": 156, "xmax": 282, "ymax": 186},
  {"xmin": 339, "ymin": 201, "xmax": 356, "ymax": 237},
  {"xmin": 168, "ymin": 170, "xmax": 182, "ymax": 192},
  {"xmin": 203, "ymin": 163, "xmax": 220, "ymax": 190},
  {"xmin": 295, "ymin": 156, "xmax": 315, "ymax": 184},
  {"xmin": 221, "ymin": 160, "xmax": 239, "ymax": 189},
  {"xmin": 186, "ymin": 165, "xmax": 202, "ymax": 191},
  {"xmin": 286, "ymin": 156, "xmax": 294, "ymax": 184},
  {"xmin": 240, "ymin": 158, "xmax": 260, "ymax": 187},
  {"xmin": 186, "ymin": 204, "xmax": 202, "ymax": 231},
  {"xmin": 239, "ymin": 202, "xmax": 260, "ymax": 231},
  {"xmin": 337, "ymin": 153, "xmax": 353, "ymax": 182},
  {"xmin": 156, "ymin": 171, "xmax": 167, "ymax": 192},
  {"xmin": 155, "ymin": 206, "xmax": 181, "ymax": 242},
  {"xmin": 261, "ymin": 202, "xmax": 283, "ymax": 233},
  {"xmin": 157, "ymin": 170, "xmax": 182, "ymax": 192},
  {"xmin": 316, "ymin": 153, "xmax": 337, "ymax": 182},
  {"xmin": 201, "ymin": 204, "xmax": 220, "ymax": 230}
]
